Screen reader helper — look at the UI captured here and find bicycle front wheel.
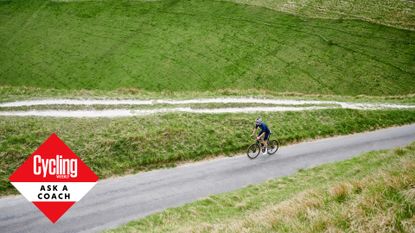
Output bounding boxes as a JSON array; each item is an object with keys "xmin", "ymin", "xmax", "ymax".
[
  {"xmin": 247, "ymin": 143, "xmax": 261, "ymax": 159},
  {"xmin": 267, "ymin": 139, "xmax": 279, "ymax": 155}
]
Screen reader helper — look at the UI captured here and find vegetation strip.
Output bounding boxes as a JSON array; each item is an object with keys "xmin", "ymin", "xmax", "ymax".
[{"xmin": 1, "ymin": 109, "xmax": 414, "ymax": 196}]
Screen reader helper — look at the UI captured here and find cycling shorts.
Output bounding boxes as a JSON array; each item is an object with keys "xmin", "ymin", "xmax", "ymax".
[{"xmin": 258, "ymin": 131, "xmax": 270, "ymax": 140}]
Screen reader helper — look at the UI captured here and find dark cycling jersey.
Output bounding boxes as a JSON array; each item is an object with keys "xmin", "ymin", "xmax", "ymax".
[
  {"xmin": 256, "ymin": 122, "xmax": 270, "ymax": 133},
  {"xmin": 256, "ymin": 122, "xmax": 271, "ymax": 140}
]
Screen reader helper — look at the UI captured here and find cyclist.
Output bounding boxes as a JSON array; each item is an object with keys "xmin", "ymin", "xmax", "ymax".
[{"xmin": 252, "ymin": 117, "xmax": 271, "ymax": 154}]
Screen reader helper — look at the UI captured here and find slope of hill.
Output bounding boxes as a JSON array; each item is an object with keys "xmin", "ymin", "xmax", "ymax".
[{"xmin": 1, "ymin": 0, "xmax": 414, "ymax": 96}]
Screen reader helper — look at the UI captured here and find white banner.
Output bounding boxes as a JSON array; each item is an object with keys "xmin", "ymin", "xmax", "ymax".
[{"xmin": 11, "ymin": 182, "xmax": 97, "ymax": 202}]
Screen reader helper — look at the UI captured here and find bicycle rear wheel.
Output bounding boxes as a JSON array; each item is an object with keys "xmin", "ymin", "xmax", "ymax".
[
  {"xmin": 267, "ymin": 139, "xmax": 279, "ymax": 155},
  {"xmin": 247, "ymin": 143, "xmax": 261, "ymax": 159}
]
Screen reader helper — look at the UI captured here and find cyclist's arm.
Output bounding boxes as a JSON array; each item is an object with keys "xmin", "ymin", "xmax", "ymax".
[{"xmin": 252, "ymin": 126, "xmax": 258, "ymax": 136}]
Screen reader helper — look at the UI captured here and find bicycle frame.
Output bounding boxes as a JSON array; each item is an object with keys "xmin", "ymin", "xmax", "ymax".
[{"xmin": 256, "ymin": 138, "xmax": 270, "ymax": 149}]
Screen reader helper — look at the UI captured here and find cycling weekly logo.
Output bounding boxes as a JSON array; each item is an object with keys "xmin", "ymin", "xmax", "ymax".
[{"xmin": 9, "ymin": 133, "xmax": 98, "ymax": 223}]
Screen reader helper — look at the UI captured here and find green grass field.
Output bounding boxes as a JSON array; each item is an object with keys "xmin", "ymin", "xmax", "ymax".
[
  {"xmin": 107, "ymin": 142, "xmax": 415, "ymax": 233},
  {"xmin": 1, "ymin": 0, "xmax": 414, "ymax": 96},
  {"xmin": 1, "ymin": 109, "xmax": 415, "ymax": 196}
]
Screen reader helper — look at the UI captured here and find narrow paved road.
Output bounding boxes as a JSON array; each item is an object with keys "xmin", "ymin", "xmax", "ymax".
[{"xmin": 1, "ymin": 124, "xmax": 415, "ymax": 233}]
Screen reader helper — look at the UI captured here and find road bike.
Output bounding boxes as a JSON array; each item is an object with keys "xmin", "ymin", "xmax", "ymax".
[{"xmin": 247, "ymin": 134, "xmax": 279, "ymax": 159}]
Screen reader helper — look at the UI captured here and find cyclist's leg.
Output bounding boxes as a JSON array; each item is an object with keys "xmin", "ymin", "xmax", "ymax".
[
  {"xmin": 263, "ymin": 132, "xmax": 270, "ymax": 149},
  {"xmin": 258, "ymin": 131, "xmax": 265, "ymax": 149}
]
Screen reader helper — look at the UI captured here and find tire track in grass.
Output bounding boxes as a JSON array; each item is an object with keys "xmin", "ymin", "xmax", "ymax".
[
  {"xmin": 163, "ymin": 9, "xmax": 414, "ymax": 78},
  {"xmin": 0, "ymin": 106, "xmax": 332, "ymax": 118},
  {"xmin": 0, "ymin": 97, "xmax": 414, "ymax": 118}
]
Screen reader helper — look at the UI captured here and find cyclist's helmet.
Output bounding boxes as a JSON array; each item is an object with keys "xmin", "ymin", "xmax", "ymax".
[{"xmin": 255, "ymin": 117, "xmax": 262, "ymax": 125}]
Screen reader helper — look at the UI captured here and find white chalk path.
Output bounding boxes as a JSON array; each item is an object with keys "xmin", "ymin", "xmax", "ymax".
[
  {"xmin": 0, "ymin": 106, "xmax": 332, "ymax": 118},
  {"xmin": 1, "ymin": 97, "xmax": 414, "ymax": 108},
  {"xmin": 0, "ymin": 98, "xmax": 414, "ymax": 118}
]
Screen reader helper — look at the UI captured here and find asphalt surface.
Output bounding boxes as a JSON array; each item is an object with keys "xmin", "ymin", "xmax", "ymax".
[{"xmin": 1, "ymin": 124, "xmax": 415, "ymax": 233}]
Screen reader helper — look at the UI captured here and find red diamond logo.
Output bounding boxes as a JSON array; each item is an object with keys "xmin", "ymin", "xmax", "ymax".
[{"xmin": 9, "ymin": 133, "xmax": 99, "ymax": 223}]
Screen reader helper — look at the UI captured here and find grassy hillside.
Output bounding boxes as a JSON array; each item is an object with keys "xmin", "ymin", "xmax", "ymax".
[
  {"xmin": 227, "ymin": 0, "xmax": 415, "ymax": 30},
  {"xmin": 108, "ymin": 142, "xmax": 415, "ymax": 233},
  {"xmin": 1, "ymin": 0, "xmax": 414, "ymax": 96},
  {"xmin": 1, "ymin": 109, "xmax": 415, "ymax": 196}
]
